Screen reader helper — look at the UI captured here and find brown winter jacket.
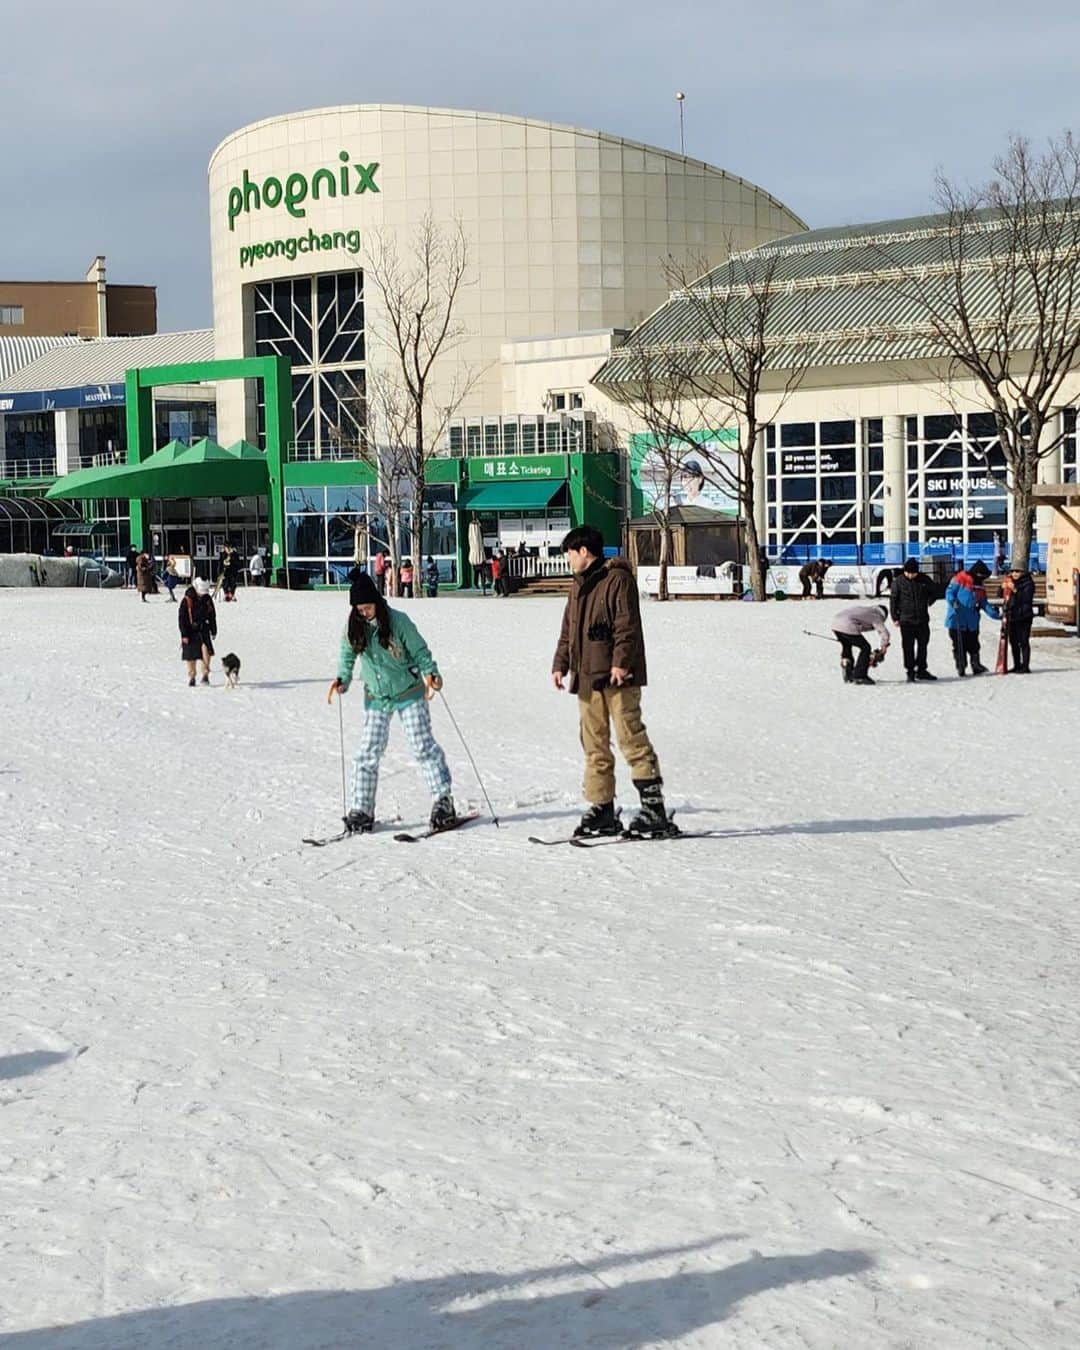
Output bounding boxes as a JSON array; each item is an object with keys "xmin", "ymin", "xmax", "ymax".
[{"xmin": 552, "ymin": 557, "xmax": 648, "ymax": 692}]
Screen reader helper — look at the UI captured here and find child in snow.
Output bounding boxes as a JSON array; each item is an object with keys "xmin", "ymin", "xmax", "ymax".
[
  {"xmin": 944, "ymin": 565, "xmax": 999, "ymax": 676},
  {"xmin": 424, "ymin": 556, "xmax": 440, "ymax": 598},
  {"xmin": 328, "ymin": 572, "xmax": 455, "ymax": 835},
  {"xmin": 399, "ymin": 558, "xmax": 414, "ymax": 598}
]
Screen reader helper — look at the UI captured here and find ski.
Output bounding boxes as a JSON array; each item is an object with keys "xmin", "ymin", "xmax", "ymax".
[
  {"xmin": 394, "ymin": 810, "xmax": 483, "ymax": 843},
  {"xmin": 529, "ymin": 828, "xmax": 723, "ymax": 848},
  {"xmin": 996, "ymin": 616, "xmax": 1009, "ymax": 675},
  {"xmin": 571, "ymin": 829, "xmax": 723, "ymax": 847},
  {"xmin": 302, "ymin": 817, "xmax": 400, "ymax": 847}
]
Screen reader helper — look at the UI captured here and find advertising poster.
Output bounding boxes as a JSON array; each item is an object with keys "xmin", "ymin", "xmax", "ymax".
[{"xmin": 631, "ymin": 429, "xmax": 740, "ymax": 516}]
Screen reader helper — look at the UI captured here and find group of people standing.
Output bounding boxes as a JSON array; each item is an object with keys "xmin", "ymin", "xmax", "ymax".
[
  {"xmin": 371, "ymin": 552, "xmax": 442, "ymax": 599},
  {"xmin": 831, "ymin": 557, "xmax": 1037, "ymax": 684}
]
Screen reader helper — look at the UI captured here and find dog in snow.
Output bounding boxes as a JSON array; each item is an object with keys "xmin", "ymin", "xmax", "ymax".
[{"xmin": 222, "ymin": 653, "xmax": 241, "ymax": 689}]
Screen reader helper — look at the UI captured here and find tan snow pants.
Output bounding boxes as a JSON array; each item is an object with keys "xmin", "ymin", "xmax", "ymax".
[{"xmin": 577, "ymin": 684, "xmax": 661, "ymax": 804}]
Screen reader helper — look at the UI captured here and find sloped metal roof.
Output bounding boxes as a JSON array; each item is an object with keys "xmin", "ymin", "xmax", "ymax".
[
  {"xmin": 0, "ymin": 336, "xmax": 82, "ymax": 385},
  {"xmin": 0, "ymin": 330, "xmax": 214, "ymax": 393},
  {"xmin": 595, "ymin": 204, "xmax": 1080, "ymax": 385}
]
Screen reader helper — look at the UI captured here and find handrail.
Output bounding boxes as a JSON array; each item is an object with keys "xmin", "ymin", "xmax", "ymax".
[{"xmin": 0, "ymin": 457, "xmax": 57, "ymax": 479}]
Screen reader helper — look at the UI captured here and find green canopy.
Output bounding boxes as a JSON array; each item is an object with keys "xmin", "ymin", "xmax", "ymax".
[
  {"xmin": 459, "ymin": 480, "xmax": 565, "ymax": 511},
  {"xmin": 46, "ymin": 438, "xmax": 269, "ymax": 502}
]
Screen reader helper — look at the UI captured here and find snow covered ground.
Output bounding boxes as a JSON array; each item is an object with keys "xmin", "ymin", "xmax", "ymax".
[{"xmin": 2, "ymin": 585, "xmax": 1079, "ymax": 1349}]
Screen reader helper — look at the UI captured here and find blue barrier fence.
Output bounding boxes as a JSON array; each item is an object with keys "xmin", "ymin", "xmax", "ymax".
[{"xmin": 772, "ymin": 540, "xmax": 1046, "ymax": 570}]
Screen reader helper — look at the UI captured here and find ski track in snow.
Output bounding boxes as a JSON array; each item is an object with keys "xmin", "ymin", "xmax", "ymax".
[{"xmin": 1, "ymin": 588, "xmax": 1079, "ymax": 1348}]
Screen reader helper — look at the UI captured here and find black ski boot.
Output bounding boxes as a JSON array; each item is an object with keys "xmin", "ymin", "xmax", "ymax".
[
  {"xmin": 626, "ymin": 778, "xmax": 678, "ymax": 836},
  {"xmin": 429, "ymin": 795, "xmax": 457, "ymax": 832},
  {"xmin": 343, "ymin": 810, "xmax": 375, "ymax": 835},
  {"xmin": 573, "ymin": 801, "xmax": 620, "ymax": 838}
]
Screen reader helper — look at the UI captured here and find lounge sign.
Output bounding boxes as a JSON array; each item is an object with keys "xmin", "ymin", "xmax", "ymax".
[{"xmin": 467, "ymin": 455, "xmax": 567, "ymax": 483}]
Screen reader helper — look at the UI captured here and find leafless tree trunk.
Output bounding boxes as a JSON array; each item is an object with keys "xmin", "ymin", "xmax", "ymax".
[
  {"xmin": 601, "ymin": 246, "xmax": 810, "ymax": 600},
  {"xmin": 365, "ymin": 214, "xmax": 479, "ymax": 568},
  {"xmin": 664, "ymin": 250, "xmax": 810, "ymax": 600},
  {"xmin": 879, "ymin": 133, "xmax": 1080, "ymax": 568}
]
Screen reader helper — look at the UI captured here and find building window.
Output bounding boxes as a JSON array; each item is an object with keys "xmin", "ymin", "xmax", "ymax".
[
  {"xmin": 764, "ymin": 418, "xmax": 883, "ymax": 559},
  {"xmin": 906, "ymin": 412, "xmax": 1008, "ymax": 553},
  {"xmin": 0, "ymin": 305, "xmax": 25, "ymax": 325},
  {"xmin": 252, "ymin": 271, "xmax": 365, "ymax": 459},
  {"xmin": 1064, "ymin": 409, "xmax": 1077, "ymax": 484},
  {"xmin": 284, "ymin": 482, "xmax": 459, "ymax": 585}
]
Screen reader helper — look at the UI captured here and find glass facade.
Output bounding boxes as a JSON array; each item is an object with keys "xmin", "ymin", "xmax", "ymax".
[
  {"xmin": 1064, "ymin": 409, "xmax": 1077, "ymax": 485},
  {"xmin": 765, "ymin": 419, "xmax": 882, "ymax": 557},
  {"xmin": 905, "ymin": 412, "xmax": 1008, "ymax": 552},
  {"xmin": 252, "ymin": 271, "xmax": 365, "ymax": 458},
  {"xmin": 3, "ymin": 414, "xmax": 54, "ymax": 466},
  {"xmin": 154, "ymin": 401, "xmax": 217, "ymax": 448},
  {"xmin": 284, "ymin": 482, "xmax": 458, "ymax": 587},
  {"xmin": 447, "ymin": 413, "xmax": 596, "ymax": 457}
]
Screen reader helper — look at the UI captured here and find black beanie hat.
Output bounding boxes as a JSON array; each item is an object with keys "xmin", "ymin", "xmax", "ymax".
[
  {"xmin": 903, "ymin": 557, "xmax": 919, "ymax": 573},
  {"xmin": 349, "ymin": 572, "xmax": 379, "ymax": 606}
]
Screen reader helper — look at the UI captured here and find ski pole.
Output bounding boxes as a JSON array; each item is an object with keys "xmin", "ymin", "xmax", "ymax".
[
  {"xmin": 802, "ymin": 629, "xmax": 838, "ymax": 642},
  {"xmin": 338, "ymin": 694, "xmax": 348, "ymax": 818},
  {"xmin": 437, "ymin": 689, "xmax": 500, "ymax": 827}
]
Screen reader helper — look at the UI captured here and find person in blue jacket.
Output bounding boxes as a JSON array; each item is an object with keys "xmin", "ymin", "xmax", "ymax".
[
  {"xmin": 944, "ymin": 565, "xmax": 999, "ymax": 676},
  {"xmin": 327, "ymin": 572, "xmax": 455, "ymax": 834}
]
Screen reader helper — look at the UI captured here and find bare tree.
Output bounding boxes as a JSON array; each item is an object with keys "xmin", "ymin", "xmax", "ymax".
[
  {"xmin": 599, "ymin": 246, "xmax": 811, "ymax": 600},
  {"xmin": 364, "ymin": 213, "xmax": 479, "ymax": 566},
  {"xmin": 881, "ymin": 133, "xmax": 1080, "ymax": 568}
]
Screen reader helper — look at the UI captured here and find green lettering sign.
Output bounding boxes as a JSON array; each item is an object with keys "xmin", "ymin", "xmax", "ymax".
[
  {"xmin": 467, "ymin": 454, "xmax": 567, "ymax": 484},
  {"xmin": 227, "ymin": 154, "xmax": 380, "ymax": 231}
]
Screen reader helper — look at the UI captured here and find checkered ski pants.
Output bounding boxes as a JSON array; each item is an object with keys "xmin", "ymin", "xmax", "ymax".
[{"xmin": 349, "ymin": 698, "xmax": 452, "ymax": 814}]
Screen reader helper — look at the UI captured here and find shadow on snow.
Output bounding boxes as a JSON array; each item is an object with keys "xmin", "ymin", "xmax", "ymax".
[
  {"xmin": 0, "ymin": 1050, "xmax": 71, "ymax": 1082},
  {"xmin": 0, "ymin": 1241, "xmax": 873, "ymax": 1348}
]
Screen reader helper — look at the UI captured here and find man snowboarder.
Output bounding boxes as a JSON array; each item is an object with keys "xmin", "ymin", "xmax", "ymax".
[
  {"xmin": 831, "ymin": 603, "xmax": 891, "ymax": 684},
  {"xmin": 889, "ymin": 557, "xmax": 939, "ymax": 682},
  {"xmin": 551, "ymin": 525, "xmax": 672, "ymax": 837}
]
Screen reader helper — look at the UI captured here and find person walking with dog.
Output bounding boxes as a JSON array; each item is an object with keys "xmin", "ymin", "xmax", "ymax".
[
  {"xmin": 179, "ymin": 577, "xmax": 217, "ymax": 686},
  {"xmin": 889, "ymin": 557, "xmax": 939, "ymax": 682},
  {"xmin": 830, "ymin": 603, "xmax": 891, "ymax": 685},
  {"xmin": 552, "ymin": 524, "xmax": 672, "ymax": 838},
  {"xmin": 327, "ymin": 572, "xmax": 456, "ymax": 836}
]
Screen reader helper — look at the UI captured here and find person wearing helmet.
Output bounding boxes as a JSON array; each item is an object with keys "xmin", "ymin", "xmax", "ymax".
[{"xmin": 830, "ymin": 602, "xmax": 891, "ymax": 685}]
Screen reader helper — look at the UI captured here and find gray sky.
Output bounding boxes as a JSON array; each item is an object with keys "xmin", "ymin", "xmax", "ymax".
[{"xmin": 2, "ymin": 0, "xmax": 1078, "ymax": 330}]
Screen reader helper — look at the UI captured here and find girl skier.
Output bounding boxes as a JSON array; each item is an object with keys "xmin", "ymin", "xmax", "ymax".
[{"xmin": 327, "ymin": 572, "xmax": 456, "ymax": 835}]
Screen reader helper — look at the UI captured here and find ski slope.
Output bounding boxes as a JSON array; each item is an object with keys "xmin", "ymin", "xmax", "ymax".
[{"xmin": 2, "ymin": 587, "xmax": 1079, "ymax": 1348}]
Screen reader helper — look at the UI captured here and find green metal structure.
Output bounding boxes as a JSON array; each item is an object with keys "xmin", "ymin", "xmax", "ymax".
[{"xmin": 123, "ymin": 357, "xmax": 292, "ymax": 580}]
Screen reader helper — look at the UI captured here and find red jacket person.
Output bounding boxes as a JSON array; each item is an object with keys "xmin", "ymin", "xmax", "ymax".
[{"xmin": 552, "ymin": 525, "xmax": 673, "ymax": 837}]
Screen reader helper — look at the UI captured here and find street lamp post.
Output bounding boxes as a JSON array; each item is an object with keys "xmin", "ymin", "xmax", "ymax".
[{"xmin": 675, "ymin": 91, "xmax": 686, "ymax": 156}]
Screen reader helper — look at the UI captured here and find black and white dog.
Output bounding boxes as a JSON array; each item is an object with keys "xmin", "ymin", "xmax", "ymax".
[{"xmin": 222, "ymin": 653, "xmax": 242, "ymax": 689}]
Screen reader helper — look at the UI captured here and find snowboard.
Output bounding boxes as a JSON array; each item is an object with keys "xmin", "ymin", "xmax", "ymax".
[
  {"xmin": 394, "ymin": 810, "xmax": 482, "ymax": 843},
  {"xmin": 995, "ymin": 617, "xmax": 1009, "ymax": 675}
]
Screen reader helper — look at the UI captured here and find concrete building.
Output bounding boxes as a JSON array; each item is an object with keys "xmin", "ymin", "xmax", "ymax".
[
  {"xmin": 208, "ymin": 104, "xmax": 805, "ymax": 453},
  {"xmin": 0, "ymin": 258, "xmax": 156, "ymax": 339},
  {"xmin": 595, "ymin": 211, "xmax": 1080, "ymax": 569}
]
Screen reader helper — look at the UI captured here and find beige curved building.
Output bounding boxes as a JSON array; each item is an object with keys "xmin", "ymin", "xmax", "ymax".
[{"xmin": 208, "ymin": 104, "xmax": 805, "ymax": 448}]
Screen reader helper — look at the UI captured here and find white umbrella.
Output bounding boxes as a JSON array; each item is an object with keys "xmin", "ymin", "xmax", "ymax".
[{"xmin": 467, "ymin": 519, "xmax": 485, "ymax": 567}]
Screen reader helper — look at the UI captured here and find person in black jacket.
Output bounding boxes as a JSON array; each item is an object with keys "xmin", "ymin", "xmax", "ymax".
[
  {"xmin": 179, "ymin": 577, "xmax": 218, "ymax": 685},
  {"xmin": 1003, "ymin": 566, "xmax": 1035, "ymax": 672},
  {"xmin": 889, "ymin": 557, "xmax": 939, "ymax": 682}
]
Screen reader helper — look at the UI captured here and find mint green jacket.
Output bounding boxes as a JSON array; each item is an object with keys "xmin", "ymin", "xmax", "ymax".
[{"xmin": 336, "ymin": 608, "xmax": 440, "ymax": 711}]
